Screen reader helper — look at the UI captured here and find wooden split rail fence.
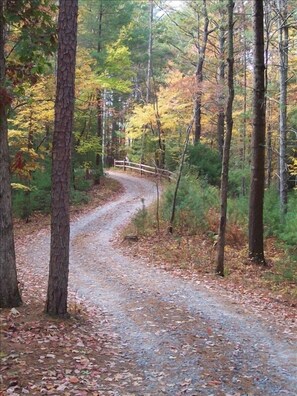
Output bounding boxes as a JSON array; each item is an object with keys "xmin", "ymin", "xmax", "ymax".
[{"xmin": 114, "ymin": 160, "xmax": 174, "ymax": 180}]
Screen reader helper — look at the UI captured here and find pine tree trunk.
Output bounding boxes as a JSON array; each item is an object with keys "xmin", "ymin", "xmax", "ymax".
[
  {"xmin": 0, "ymin": 0, "xmax": 22, "ymax": 308},
  {"xmin": 95, "ymin": 1, "xmax": 104, "ymax": 178},
  {"xmin": 248, "ymin": 0, "xmax": 266, "ymax": 264},
  {"xmin": 146, "ymin": 0, "xmax": 153, "ymax": 104},
  {"xmin": 216, "ymin": 21, "xmax": 226, "ymax": 160},
  {"xmin": 46, "ymin": 0, "xmax": 78, "ymax": 316},
  {"xmin": 95, "ymin": 88, "xmax": 103, "ymax": 180},
  {"xmin": 240, "ymin": 0, "xmax": 247, "ymax": 195},
  {"xmin": 266, "ymin": 104, "xmax": 273, "ymax": 188},
  {"xmin": 194, "ymin": 0, "xmax": 209, "ymax": 143},
  {"xmin": 216, "ymin": 0, "xmax": 234, "ymax": 277},
  {"xmin": 278, "ymin": 0, "xmax": 288, "ymax": 218}
]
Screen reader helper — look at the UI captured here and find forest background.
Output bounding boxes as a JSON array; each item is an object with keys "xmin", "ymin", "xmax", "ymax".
[{"xmin": 2, "ymin": 0, "xmax": 297, "ymax": 302}]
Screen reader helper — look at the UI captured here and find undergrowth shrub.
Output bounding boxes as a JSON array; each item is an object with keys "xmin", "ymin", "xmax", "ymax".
[
  {"xmin": 12, "ymin": 164, "xmax": 95, "ymax": 218},
  {"xmin": 12, "ymin": 167, "xmax": 52, "ymax": 217},
  {"xmin": 228, "ymin": 194, "xmax": 249, "ymax": 227},
  {"xmin": 30, "ymin": 169, "xmax": 52, "ymax": 213},
  {"xmin": 228, "ymin": 167, "xmax": 250, "ymax": 197},
  {"xmin": 73, "ymin": 168, "xmax": 93, "ymax": 191},
  {"xmin": 187, "ymin": 143, "xmax": 221, "ymax": 186},
  {"xmin": 132, "ymin": 199, "xmax": 148, "ymax": 235},
  {"xmin": 162, "ymin": 176, "xmax": 219, "ymax": 233},
  {"xmin": 228, "ymin": 186, "xmax": 297, "ymax": 249}
]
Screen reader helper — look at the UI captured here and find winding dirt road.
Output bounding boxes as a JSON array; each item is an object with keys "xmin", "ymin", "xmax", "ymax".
[{"xmin": 23, "ymin": 171, "xmax": 296, "ymax": 395}]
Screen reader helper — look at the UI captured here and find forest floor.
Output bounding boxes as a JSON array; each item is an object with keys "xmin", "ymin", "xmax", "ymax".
[{"xmin": 0, "ymin": 171, "xmax": 296, "ymax": 396}]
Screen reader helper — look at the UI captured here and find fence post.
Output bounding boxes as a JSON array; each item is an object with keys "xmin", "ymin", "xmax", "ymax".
[{"xmin": 124, "ymin": 159, "xmax": 126, "ymax": 171}]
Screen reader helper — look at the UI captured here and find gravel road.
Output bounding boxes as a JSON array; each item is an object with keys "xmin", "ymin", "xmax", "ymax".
[{"xmin": 23, "ymin": 171, "xmax": 297, "ymax": 396}]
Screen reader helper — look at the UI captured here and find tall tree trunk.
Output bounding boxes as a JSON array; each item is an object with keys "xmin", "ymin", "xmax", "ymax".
[
  {"xmin": 248, "ymin": 0, "xmax": 266, "ymax": 264},
  {"xmin": 264, "ymin": 1, "xmax": 272, "ymax": 189},
  {"xmin": 194, "ymin": 0, "xmax": 209, "ymax": 143},
  {"xmin": 95, "ymin": 88, "xmax": 103, "ymax": 179},
  {"xmin": 217, "ymin": 21, "xmax": 226, "ymax": 160},
  {"xmin": 266, "ymin": 102, "xmax": 273, "ymax": 188},
  {"xmin": 154, "ymin": 93, "xmax": 165, "ymax": 169},
  {"xmin": 216, "ymin": 0, "xmax": 235, "ymax": 277},
  {"xmin": 169, "ymin": 120, "xmax": 194, "ymax": 234},
  {"xmin": 95, "ymin": 1, "xmax": 104, "ymax": 177},
  {"xmin": 240, "ymin": 0, "xmax": 248, "ymax": 195},
  {"xmin": 146, "ymin": 0, "xmax": 153, "ymax": 104},
  {"xmin": 278, "ymin": 0, "xmax": 288, "ymax": 218},
  {"xmin": 46, "ymin": 0, "xmax": 78, "ymax": 316},
  {"xmin": 0, "ymin": 0, "xmax": 22, "ymax": 308}
]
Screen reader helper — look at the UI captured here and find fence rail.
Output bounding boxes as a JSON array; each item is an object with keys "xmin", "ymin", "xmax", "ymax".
[{"xmin": 114, "ymin": 160, "xmax": 174, "ymax": 180}]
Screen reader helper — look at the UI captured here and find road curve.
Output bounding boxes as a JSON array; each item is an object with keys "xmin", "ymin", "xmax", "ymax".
[{"xmin": 24, "ymin": 171, "xmax": 297, "ymax": 395}]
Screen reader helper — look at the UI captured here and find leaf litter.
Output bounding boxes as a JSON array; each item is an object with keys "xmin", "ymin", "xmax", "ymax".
[{"xmin": 1, "ymin": 172, "xmax": 297, "ymax": 396}]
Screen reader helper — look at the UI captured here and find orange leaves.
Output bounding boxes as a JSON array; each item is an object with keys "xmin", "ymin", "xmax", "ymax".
[{"xmin": 11, "ymin": 148, "xmax": 40, "ymax": 179}]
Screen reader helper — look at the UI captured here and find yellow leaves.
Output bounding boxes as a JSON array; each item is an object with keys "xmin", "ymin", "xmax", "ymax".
[
  {"xmin": 10, "ymin": 75, "xmax": 55, "ymax": 141},
  {"xmin": 126, "ymin": 69, "xmax": 195, "ymax": 141},
  {"xmin": 11, "ymin": 183, "xmax": 31, "ymax": 192},
  {"xmin": 75, "ymin": 48, "xmax": 100, "ymax": 96},
  {"xmin": 289, "ymin": 151, "xmax": 297, "ymax": 176}
]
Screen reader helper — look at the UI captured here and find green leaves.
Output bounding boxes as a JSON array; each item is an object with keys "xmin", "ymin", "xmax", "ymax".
[{"xmin": 5, "ymin": 0, "xmax": 57, "ymax": 86}]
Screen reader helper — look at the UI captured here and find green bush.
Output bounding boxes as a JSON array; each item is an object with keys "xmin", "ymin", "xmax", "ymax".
[
  {"xmin": 279, "ymin": 191, "xmax": 297, "ymax": 247},
  {"xmin": 186, "ymin": 143, "xmax": 221, "ymax": 186},
  {"xmin": 132, "ymin": 198, "xmax": 149, "ymax": 235},
  {"xmin": 70, "ymin": 189, "xmax": 89, "ymax": 205},
  {"xmin": 162, "ymin": 176, "xmax": 219, "ymax": 233},
  {"xmin": 30, "ymin": 169, "xmax": 52, "ymax": 213},
  {"xmin": 12, "ymin": 190, "xmax": 32, "ymax": 219},
  {"xmin": 228, "ymin": 167, "xmax": 250, "ymax": 197},
  {"xmin": 12, "ymin": 166, "xmax": 52, "ymax": 217},
  {"xmin": 73, "ymin": 167, "xmax": 93, "ymax": 191},
  {"xmin": 263, "ymin": 187, "xmax": 282, "ymax": 237},
  {"xmin": 228, "ymin": 194, "xmax": 249, "ymax": 227}
]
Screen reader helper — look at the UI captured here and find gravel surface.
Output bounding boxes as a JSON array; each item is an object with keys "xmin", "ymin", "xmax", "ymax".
[{"xmin": 22, "ymin": 171, "xmax": 297, "ymax": 396}]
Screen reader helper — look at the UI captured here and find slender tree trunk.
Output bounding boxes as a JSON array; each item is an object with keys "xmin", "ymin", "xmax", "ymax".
[
  {"xmin": 194, "ymin": 0, "xmax": 209, "ymax": 143},
  {"xmin": 217, "ymin": 17, "xmax": 226, "ymax": 160},
  {"xmin": 46, "ymin": 0, "xmax": 78, "ymax": 316},
  {"xmin": 266, "ymin": 103, "xmax": 273, "ymax": 188},
  {"xmin": 0, "ymin": 0, "xmax": 22, "ymax": 308},
  {"xmin": 95, "ymin": 1, "xmax": 103, "ymax": 177},
  {"xmin": 241, "ymin": 0, "xmax": 247, "ymax": 195},
  {"xmin": 169, "ymin": 120, "xmax": 194, "ymax": 234},
  {"xmin": 216, "ymin": 0, "xmax": 235, "ymax": 277},
  {"xmin": 248, "ymin": 0, "xmax": 266, "ymax": 264},
  {"xmin": 278, "ymin": 0, "xmax": 288, "ymax": 218},
  {"xmin": 146, "ymin": 0, "xmax": 153, "ymax": 104},
  {"xmin": 154, "ymin": 94, "xmax": 165, "ymax": 169},
  {"xmin": 264, "ymin": 2, "xmax": 272, "ymax": 189},
  {"xmin": 95, "ymin": 88, "xmax": 103, "ymax": 180}
]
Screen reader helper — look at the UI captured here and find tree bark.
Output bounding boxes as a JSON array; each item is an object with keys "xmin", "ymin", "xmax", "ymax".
[
  {"xmin": 46, "ymin": 0, "xmax": 78, "ymax": 316},
  {"xmin": 240, "ymin": 0, "xmax": 248, "ymax": 195},
  {"xmin": 95, "ymin": 1, "xmax": 104, "ymax": 178},
  {"xmin": 169, "ymin": 120, "xmax": 194, "ymax": 234},
  {"xmin": 216, "ymin": 0, "xmax": 234, "ymax": 277},
  {"xmin": 266, "ymin": 103, "xmax": 273, "ymax": 188},
  {"xmin": 216, "ymin": 19, "xmax": 226, "ymax": 160},
  {"xmin": 146, "ymin": 0, "xmax": 153, "ymax": 104},
  {"xmin": 0, "ymin": 0, "xmax": 22, "ymax": 308},
  {"xmin": 278, "ymin": 0, "xmax": 288, "ymax": 218},
  {"xmin": 194, "ymin": 0, "xmax": 209, "ymax": 143},
  {"xmin": 248, "ymin": 0, "xmax": 266, "ymax": 264}
]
